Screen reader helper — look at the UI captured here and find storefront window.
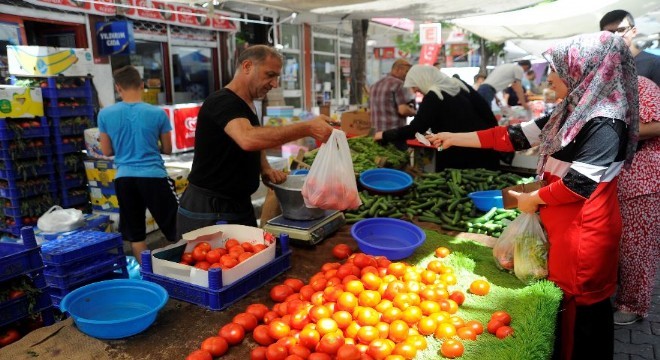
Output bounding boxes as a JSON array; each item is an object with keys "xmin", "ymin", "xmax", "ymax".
[
  {"xmin": 280, "ymin": 24, "xmax": 299, "ymax": 50},
  {"xmin": 111, "ymin": 41, "xmax": 165, "ymax": 104},
  {"xmin": 314, "ymin": 37, "xmax": 336, "ymax": 53},
  {"xmin": 0, "ymin": 21, "xmax": 22, "ymax": 84},
  {"xmin": 280, "ymin": 24, "xmax": 302, "ymax": 109},
  {"xmin": 312, "ymin": 53, "xmax": 335, "ymax": 105},
  {"xmin": 171, "ymin": 46, "xmax": 214, "ymax": 103}
]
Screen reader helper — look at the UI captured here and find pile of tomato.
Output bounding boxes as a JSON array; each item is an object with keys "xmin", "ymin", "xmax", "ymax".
[
  {"xmin": 179, "ymin": 239, "xmax": 269, "ymax": 271},
  {"xmin": 186, "ymin": 245, "xmax": 515, "ymax": 360}
]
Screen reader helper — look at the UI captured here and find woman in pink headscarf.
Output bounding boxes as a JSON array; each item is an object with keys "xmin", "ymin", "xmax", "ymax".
[
  {"xmin": 614, "ymin": 76, "xmax": 660, "ymax": 325},
  {"xmin": 427, "ymin": 31, "xmax": 639, "ymax": 360}
]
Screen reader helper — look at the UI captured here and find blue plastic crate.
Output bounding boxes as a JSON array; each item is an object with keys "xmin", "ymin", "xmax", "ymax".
[
  {"xmin": 45, "ymin": 105, "xmax": 94, "ymax": 118},
  {"xmin": 0, "ymin": 176, "xmax": 57, "ymax": 198},
  {"xmin": 92, "ymin": 204, "xmax": 119, "ymax": 213},
  {"xmin": 55, "ymin": 152, "xmax": 85, "ymax": 173},
  {"xmin": 50, "ymin": 116, "xmax": 92, "ymax": 137},
  {"xmin": 46, "ymin": 270, "xmax": 128, "ymax": 305},
  {"xmin": 53, "ymin": 140, "xmax": 85, "ymax": 154},
  {"xmin": 43, "ymin": 251, "xmax": 122, "ymax": 276},
  {"xmin": 0, "ymin": 243, "xmax": 42, "ymax": 283},
  {"xmin": 0, "ymin": 285, "xmax": 53, "ymax": 327},
  {"xmin": 44, "ymin": 255, "xmax": 127, "ymax": 289},
  {"xmin": 0, "ymin": 158, "xmax": 55, "ymax": 181},
  {"xmin": 59, "ymin": 189, "xmax": 89, "ymax": 208},
  {"xmin": 41, "ymin": 78, "xmax": 92, "ymax": 99},
  {"xmin": 57, "ymin": 172, "xmax": 87, "ymax": 189},
  {"xmin": 40, "ymin": 230, "xmax": 123, "ymax": 265},
  {"xmin": 140, "ymin": 239, "xmax": 292, "ymax": 311},
  {"xmin": 0, "ymin": 138, "xmax": 52, "ymax": 160},
  {"xmin": 0, "ymin": 118, "xmax": 50, "ymax": 141},
  {"xmin": 82, "ymin": 213, "xmax": 111, "ymax": 232}
]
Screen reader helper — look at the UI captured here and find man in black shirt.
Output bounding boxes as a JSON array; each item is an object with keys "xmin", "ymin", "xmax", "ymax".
[
  {"xmin": 600, "ymin": 9, "xmax": 660, "ymax": 86},
  {"xmin": 177, "ymin": 45, "xmax": 333, "ymax": 238}
]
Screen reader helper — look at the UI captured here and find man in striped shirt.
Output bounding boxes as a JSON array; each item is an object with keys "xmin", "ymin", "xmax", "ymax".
[{"xmin": 369, "ymin": 59, "xmax": 416, "ymax": 133}]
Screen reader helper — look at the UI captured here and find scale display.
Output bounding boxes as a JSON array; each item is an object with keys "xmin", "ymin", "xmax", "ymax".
[{"xmin": 264, "ymin": 211, "xmax": 345, "ymax": 245}]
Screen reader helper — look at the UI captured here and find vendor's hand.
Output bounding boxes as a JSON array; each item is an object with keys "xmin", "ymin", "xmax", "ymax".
[
  {"xmin": 508, "ymin": 190, "xmax": 539, "ymax": 214},
  {"xmin": 263, "ymin": 168, "xmax": 287, "ymax": 185},
  {"xmin": 426, "ymin": 132, "xmax": 454, "ymax": 150},
  {"xmin": 308, "ymin": 115, "xmax": 334, "ymax": 143},
  {"xmin": 374, "ymin": 131, "xmax": 383, "ymax": 141}
]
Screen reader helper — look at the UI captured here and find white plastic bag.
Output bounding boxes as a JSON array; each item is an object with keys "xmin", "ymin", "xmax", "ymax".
[
  {"xmin": 37, "ymin": 206, "xmax": 85, "ymax": 233},
  {"xmin": 492, "ymin": 219, "xmax": 516, "ymax": 271},
  {"xmin": 511, "ymin": 213, "xmax": 549, "ymax": 284},
  {"xmin": 301, "ymin": 129, "xmax": 361, "ymax": 210}
]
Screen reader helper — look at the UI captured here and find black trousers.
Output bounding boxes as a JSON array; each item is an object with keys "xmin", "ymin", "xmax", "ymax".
[
  {"xmin": 553, "ymin": 298, "xmax": 614, "ymax": 360},
  {"xmin": 114, "ymin": 177, "xmax": 179, "ymax": 242}
]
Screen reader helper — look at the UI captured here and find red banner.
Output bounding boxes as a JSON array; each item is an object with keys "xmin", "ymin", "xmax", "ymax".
[
  {"xmin": 171, "ymin": 105, "xmax": 199, "ymax": 152},
  {"xmin": 373, "ymin": 47, "xmax": 396, "ymax": 59},
  {"xmin": 419, "ymin": 44, "xmax": 441, "ymax": 66},
  {"xmin": 24, "ymin": 0, "xmax": 115, "ymax": 15}
]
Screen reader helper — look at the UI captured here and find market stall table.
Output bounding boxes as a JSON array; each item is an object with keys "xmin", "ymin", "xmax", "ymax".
[{"xmin": 0, "ymin": 223, "xmax": 560, "ymax": 360}]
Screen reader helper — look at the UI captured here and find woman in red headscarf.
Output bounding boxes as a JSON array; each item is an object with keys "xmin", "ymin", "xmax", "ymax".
[{"xmin": 427, "ymin": 31, "xmax": 639, "ymax": 360}]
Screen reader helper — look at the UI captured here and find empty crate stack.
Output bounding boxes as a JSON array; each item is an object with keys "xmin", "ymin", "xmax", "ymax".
[
  {"xmin": 40, "ymin": 230, "xmax": 128, "ymax": 306},
  {"xmin": 0, "ymin": 227, "xmax": 55, "ymax": 329},
  {"xmin": 0, "ymin": 115, "xmax": 57, "ymax": 239},
  {"xmin": 42, "ymin": 76, "xmax": 93, "ymax": 210}
]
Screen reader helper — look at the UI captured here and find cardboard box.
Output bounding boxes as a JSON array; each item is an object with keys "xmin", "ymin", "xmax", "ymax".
[
  {"xmin": 84, "ymin": 158, "xmax": 118, "ymax": 187},
  {"xmin": 151, "ymin": 225, "xmax": 276, "ymax": 288},
  {"xmin": 0, "ymin": 86, "xmax": 44, "ymax": 118},
  {"xmin": 166, "ymin": 166, "xmax": 190, "ymax": 195},
  {"xmin": 341, "ymin": 110, "xmax": 371, "ymax": 136},
  {"xmin": 501, "ymin": 180, "xmax": 547, "ymax": 209}
]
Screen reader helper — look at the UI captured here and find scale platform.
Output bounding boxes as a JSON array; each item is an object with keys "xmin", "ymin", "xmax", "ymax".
[{"xmin": 264, "ymin": 211, "xmax": 345, "ymax": 246}]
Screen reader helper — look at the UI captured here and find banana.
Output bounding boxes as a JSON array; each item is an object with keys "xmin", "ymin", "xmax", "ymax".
[{"xmin": 41, "ymin": 54, "xmax": 79, "ymax": 75}]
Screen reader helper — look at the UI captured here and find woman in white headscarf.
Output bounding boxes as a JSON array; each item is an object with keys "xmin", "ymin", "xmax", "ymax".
[{"xmin": 375, "ymin": 65, "xmax": 500, "ymax": 171}]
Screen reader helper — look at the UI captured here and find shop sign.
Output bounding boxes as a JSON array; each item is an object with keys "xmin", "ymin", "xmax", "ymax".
[
  {"xmin": 418, "ymin": 44, "xmax": 441, "ymax": 66},
  {"xmin": 7, "ymin": 45, "xmax": 94, "ymax": 77},
  {"xmin": 23, "ymin": 0, "xmax": 115, "ymax": 15},
  {"xmin": 419, "ymin": 23, "xmax": 442, "ymax": 45},
  {"xmin": 373, "ymin": 47, "xmax": 396, "ymax": 59},
  {"xmin": 96, "ymin": 21, "xmax": 136, "ymax": 56},
  {"xmin": 176, "ymin": 6, "xmax": 211, "ymax": 27},
  {"xmin": 163, "ymin": 104, "xmax": 199, "ymax": 153}
]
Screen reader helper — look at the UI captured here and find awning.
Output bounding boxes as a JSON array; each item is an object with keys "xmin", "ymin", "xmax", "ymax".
[{"xmin": 451, "ymin": 0, "xmax": 660, "ymax": 43}]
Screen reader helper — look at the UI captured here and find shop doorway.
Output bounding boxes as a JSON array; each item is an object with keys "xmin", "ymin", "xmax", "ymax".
[{"xmin": 23, "ymin": 20, "xmax": 86, "ymax": 48}]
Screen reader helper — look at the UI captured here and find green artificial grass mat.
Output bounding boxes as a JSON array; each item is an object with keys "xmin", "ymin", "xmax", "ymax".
[{"xmin": 408, "ymin": 230, "xmax": 563, "ymax": 360}]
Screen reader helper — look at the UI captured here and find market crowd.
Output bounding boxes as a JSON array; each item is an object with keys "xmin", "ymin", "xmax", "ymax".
[{"xmin": 97, "ymin": 7, "xmax": 658, "ymax": 360}]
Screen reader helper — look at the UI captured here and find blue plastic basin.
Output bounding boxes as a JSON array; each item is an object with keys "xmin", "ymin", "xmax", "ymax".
[
  {"xmin": 60, "ymin": 279, "xmax": 168, "ymax": 339},
  {"xmin": 468, "ymin": 190, "xmax": 504, "ymax": 212},
  {"xmin": 350, "ymin": 218, "xmax": 426, "ymax": 260},
  {"xmin": 359, "ymin": 168, "xmax": 413, "ymax": 194}
]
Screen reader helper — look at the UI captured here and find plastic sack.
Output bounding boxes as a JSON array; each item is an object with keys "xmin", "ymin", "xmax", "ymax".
[
  {"xmin": 301, "ymin": 129, "xmax": 362, "ymax": 211},
  {"xmin": 492, "ymin": 219, "xmax": 516, "ymax": 271},
  {"xmin": 37, "ymin": 205, "xmax": 85, "ymax": 233},
  {"xmin": 511, "ymin": 213, "xmax": 549, "ymax": 284}
]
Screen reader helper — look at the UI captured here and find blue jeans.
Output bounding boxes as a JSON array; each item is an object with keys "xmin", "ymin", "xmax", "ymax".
[{"xmin": 477, "ymin": 84, "xmax": 497, "ymax": 106}]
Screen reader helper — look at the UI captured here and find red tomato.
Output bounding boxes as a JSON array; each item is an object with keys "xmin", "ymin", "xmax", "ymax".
[
  {"xmin": 254, "ymin": 244, "xmax": 268, "ymax": 253},
  {"xmin": 283, "ymin": 278, "xmax": 305, "ymax": 292},
  {"xmin": 440, "ymin": 339, "xmax": 464, "ymax": 358},
  {"xmin": 0, "ymin": 328, "xmax": 21, "ymax": 347},
  {"xmin": 270, "ymin": 284, "xmax": 295, "ymax": 303},
  {"xmin": 448, "ymin": 290, "xmax": 465, "ymax": 306},
  {"xmin": 266, "ymin": 343, "xmax": 289, "ymax": 360},
  {"xmin": 308, "ymin": 353, "xmax": 332, "ymax": 360},
  {"xmin": 496, "ymin": 325, "xmax": 514, "ymax": 339},
  {"xmin": 491, "ymin": 311, "xmax": 512, "ymax": 326},
  {"xmin": 192, "ymin": 247, "xmax": 208, "ymax": 262},
  {"xmin": 487, "ymin": 319, "xmax": 505, "ymax": 335},
  {"xmin": 195, "ymin": 242, "xmax": 212, "ymax": 252},
  {"xmin": 185, "ymin": 350, "xmax": 212, "ymax": 360},
  {"xmin": 238, "ymin": 252, "xmax": 254, "ymax": 263},
  {"xmin": 289, "ymin": 344, "xmax": 312, "ymax": 359},
  {"xmin": 336, "ymin": 344, "xmax": 362, "ymax": 360},
  {"xmin": 253, "ymin": 324, "xmax": 275, "ymax": 346},
  {"xmin": 268, "ymin": 320, "xmax": 291, "ymax": 340},
  {"xmin": 316, "ymin": 333, "xmax": 344, "ymax": 355},
  {"xmin": 225, "ymin": 239, "xmax": 240, "ymax": 250},
  {"xmin": 200, "ymin": 336, "xmax": 229, "ymax": 357},
  {"xmin": 181, "ymin": 252, "xmax": 194, "ymax": 264},
  {"xmin": 457, "ymin": 327, "xmax": 477, "ymax": 340},
  {"xmin": 246, "ymin": 303, "xmax": 270, "ymax": 321},
  {"xmin": 332, "ymin": 244, "xmax": 353, "ymax": 260},
  {"xmin": 8, "ymin": 290, "xmax": 25, "ymax": 299},
  {"xmin": 241, "ymin": 242, "xmax": 255, "ymax": 252},
  {"xmin": 233, "ymin": 312, "xmax": 259, "ymax": 332},
  {"xmin": 464, "ymin": 320, "xmax": 484, "ymax": 335},
  {"xmin": 251, "ymin": 346, "xmax": 268, "ymax": 360},
  {"xmin": 219, "ymin": 323, "xmax": 245, "ymax": 345},
  {"xmin": 194, "ymin": 261, "xmax": 211, "ymax": 271},
  {"xmin": 205, "ymin": 249, "xmax": 223, "ymax": 264}
]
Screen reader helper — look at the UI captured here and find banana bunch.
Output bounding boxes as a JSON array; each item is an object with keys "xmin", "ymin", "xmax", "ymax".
[{"xmin": 9, "ymin": 46, "xmax": 78, "ymax": 75}]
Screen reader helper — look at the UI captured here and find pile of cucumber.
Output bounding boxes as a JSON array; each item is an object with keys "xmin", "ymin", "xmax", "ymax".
[{"xmin": 344, "ymin": 168, "xmax": 535, "ymax": 237}]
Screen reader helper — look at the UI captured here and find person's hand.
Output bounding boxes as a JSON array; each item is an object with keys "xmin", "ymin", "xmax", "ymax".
[
  {"xmin": 374, "ymin": 131, "xmax": 383, "ymax": 141},
  {"xmin": 308, "ymin": 115, "xmax": 334, "ymax": 143},
  {"xmin": 508, "ymin": 190, "xmax": 539, "ymax": 214},
  {"xmin": 426, "ymin": 132, "xmax": 455, "ymax": 150},
  {"xmin": 263, "ymin": 168, "xmax": 287, "ymax": 185}
]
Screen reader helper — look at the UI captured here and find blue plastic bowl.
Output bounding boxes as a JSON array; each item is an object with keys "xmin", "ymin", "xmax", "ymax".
[
  {"xmin": 468, "ymin": 190, "xmax": 504, "ymax": 212},
  {"xmin": 350, "ymin": 218, "xmax": 426, "ymax": 260},
  {"xmin": 359, "ymin": 168, "xmax": 413, "ymax": 194},
  {"xmin": 60, "ymin": 279, "xmax": 168, "ymax": 339},
  {"xmin": 290, "ymin": 169, "xmax": 309, "ymax": 175}
]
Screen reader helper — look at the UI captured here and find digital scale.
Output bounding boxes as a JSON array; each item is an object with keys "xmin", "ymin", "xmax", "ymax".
[{"xmin": 263, "ymin": 210, "xmax": 345, "ymax": 246}]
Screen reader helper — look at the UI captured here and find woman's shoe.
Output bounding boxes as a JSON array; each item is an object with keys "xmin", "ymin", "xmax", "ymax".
[{"xmin": 613, "ymin": 310, "xmax": 642, "ymax": 325}]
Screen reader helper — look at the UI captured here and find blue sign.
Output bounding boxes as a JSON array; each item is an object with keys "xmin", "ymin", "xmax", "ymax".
[{"xmin": 96, "ymin": 21, "xmax": 136, "ymax": 56}]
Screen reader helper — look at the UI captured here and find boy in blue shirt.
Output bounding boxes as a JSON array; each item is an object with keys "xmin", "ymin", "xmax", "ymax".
[{"xmin": 98, "ymin": 65, "xmax": 178, "ymax": 263}]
